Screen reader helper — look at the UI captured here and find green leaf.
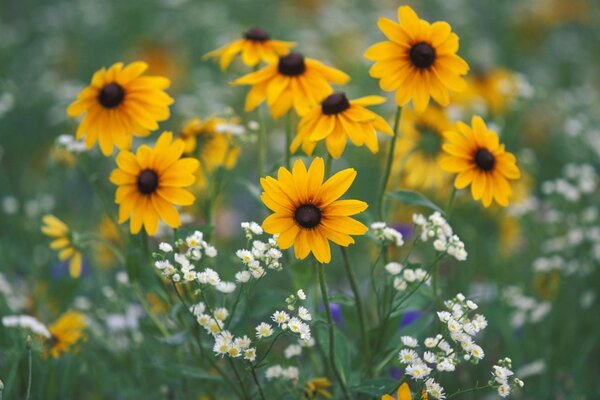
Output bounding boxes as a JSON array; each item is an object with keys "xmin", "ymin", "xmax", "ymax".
[
  {"xmin": 349, "ymin": 378, "xmax": 398, "ymax": 396},
  {"xmin": 387, "ymin": 190, "xmax": 444, "ymax": 214}
]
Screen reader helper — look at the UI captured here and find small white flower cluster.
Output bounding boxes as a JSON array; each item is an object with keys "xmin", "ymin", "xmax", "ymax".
[
  {"xmin": 384, "ymin": 262, "xmax": 430, "ymax": 291},
  {"xmin": 212, "ymin": 330, "xmax": 257, "ymax": 362},
  {"xmin": 396, "ymin": 295, "xmax": 488, "ymax": 399},
  {"xmin": 502, "ymin": 287, "xmax": 551, "ymax": 328},
  {"xmin": 490, "ymin": 357, "xmax": 524, "ymax": 398},
  {"xmin": 437, "ymin": 294, "xmax": 487, "ymax": 362},
  {"xmin": 236, "ymin": 223, "xmax": 283, "ymax": 280},
  {"xmin": 56, "ymin": 134, "xmax": 87, "ymax": 153},
  {"xmin": 2, "ymin": 315, "xmax": 51, "ymax": 338},
  {"xmin": 265, "ymin": 365, "xmax": 299, "ymax": 382},
  {"xmin": 154, "ymin": 232, "xmax": 235, "ymax": 292},
  {"xmin": 541, "ymin": 163, "xmax": 597, "ymax": 202},
  {"xmin": 254, "ymin": 290, "xmax": 312, "ymax": 343},
  {"xmin": 370, "ymin": 222, "xmax": 404, "ymax": 247},
  {"xmin": 413, "ymin": 212, "xmax": 467, "ymax": 261}
]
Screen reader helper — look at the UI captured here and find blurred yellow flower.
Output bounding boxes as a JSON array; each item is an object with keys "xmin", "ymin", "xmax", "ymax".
[
  {"xmin": 110, "ymin": 132, "xmax": 199, "ymax": 235},
  {"xmin": 364, "ymin": 6, "xmax": 469, "ymax": 112},
  {"xmin": 41, "ymin": 215, "xmax": 83, "ymax": 278},
  {"xmin": 231, "ymin": 53, "xmax": 349, "ymax": 118},
  {"xmin": 261, "ymin": 157, "xmax": 368, "ymax": 263},
  {"xmin": 47, "ymin": 311, "xmax": 86, "ymax": 358},
  {"xmin": 440, "ymin": 116, "xmax": 520, "ymax": 207},
  {"xmin": 394, "ymin": 107, "xmax": 452, "ymax": 191},
  {"xmin": 94, "ymin": 215, "xmax": 122, "ymax": 268},
  {"xmin": 291, "ymin": 93, "xmax": 393, "ymax": 158},
  {"xmin": 303, "ymin": 377, "xmax": 333, "ymax": 399},
  {"xmin": 180, "ymin": 117, "xmax": 241, "ymax": 171},
  {"xmin": 499, "ymin": 216, "xmax": 523, "ymax": 258},
  {"xmin": 204, "ymin": 27, "xmax": 295, "ymax": 70},
  {"xmin": 67, "ymin": 61, "xmax": 173, "ymax": 156},
  {"xmin": 453, "ymin": 68, "xmax": 520, "ymax": 116},
  {"xmin": 382, "ymin": 383, "xmax": 427, "ymax": 400}
]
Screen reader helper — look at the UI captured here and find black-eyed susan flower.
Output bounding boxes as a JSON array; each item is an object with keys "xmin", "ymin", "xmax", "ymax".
[
  {"xmin": 290, "ymin": 92, "xmax": 393, "ymax": 158},
  {"xmin": 260, "ymin": 157, "xmax": 368, "ymax": 263},
  {"xmin": 41, "ymin": 215, "xmax": 83, "ymax": 278},
  {"xmin": 452, "ymin": 68, "xmax": 521, "ymax": 116},
  {"xmin": 364, "ymin": 6, "xmax": 469, "ymax": 112},
  {"xmin": 231, "ymin": 52, "xmax": 350, "ymax": 118},
  {"xmin": 439, "ymin": 116, "xmax": 521, "ymax": 207},
  {"xmin": 303, "ymin": 377, "xmax": 333, "ymax": 399},
  {"xmin": 204, "ymin": 27, "xmax": 295, "ymax": 70},
  {"xmin": 393, "ymin": 107, "xmax": 452, "ymax": 191},
  {"xmin": 46, "ymin": 311, "xmax": 86, "ymax": 358},
  {"xmin": 110, "ymin": 131, "xmax": 199, "ymax": 235},
  {"xmin": 67, "ymin": 62, "xmax": 173, "ymax": 156}
]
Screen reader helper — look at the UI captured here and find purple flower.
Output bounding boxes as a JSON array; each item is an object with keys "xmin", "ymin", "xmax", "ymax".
[
  {"xmin": 321, "ymin": 302, "xmax": 343, "ymax": 325},
  {"xmin": 389, "ymin": 367, "xmax": 404, "ymax": 380},
  {"xmin": 50, "ymin": 259, "xmax": 89, "ymax": 280},
  {"xmin": 399, "ymin": 310, "xmax": 422, "ymax": 328},
  {"xmin": 393, "ymin": 223, "xmax": 414, "ymax": 240}
]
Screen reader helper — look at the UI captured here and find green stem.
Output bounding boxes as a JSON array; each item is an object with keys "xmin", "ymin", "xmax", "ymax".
[
  {"xmin": 227, "ymin": 358, "xmax": 250, "ymax": 400},
  {"xmin": 446, "ymin": 383, "xmax": 493, "ymax": 399},
  {"xmin": 250, "ymin": 364, "xmax": 267, "ymax": 400},
  {"xmin": 318, "ymin": 263, "xmax": 351, "ymax": 400},
  {"xmin": 340, "ymin": 247, "xmax": 371, "ymax": 375},
  {"xmin": 257, "ymin": 105, "xmax": 268, "ymax": 178},
  {"xmin": 224, "ymin": 285, "xmax": 244, "ymax": 330},
  {"xmin": 445, "ymin": 187, "xmax": 457, "ymax": 218},
  {"xmin": 25, "ymin": 336, "xmax": 32, "ymax": 400},
  {"xmin": 285, "ymin": 112, "xmax": 293, "ymax": 168},
  {"xmin": 377, "ymin": 106, "xmax": 402, "ymax": 221},
  {"xmin": 254, "ymin": 331, "xmax": 284, "ymax": 368}
]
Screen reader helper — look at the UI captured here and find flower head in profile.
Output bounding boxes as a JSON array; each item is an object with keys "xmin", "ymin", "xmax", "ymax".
[
  {"xmin": 231, "ymin": 52, "xmax": 350, "ymax": 118},
  {"xmin": 204, "ymin": 27, "xmax": 295, "ymax": 70},
  {"xmin": 365, "ymin": 6, "xmax": 469, "ymax": 112},
  {"xmin": 303, "ymin": 377, "xmax": 333, "ymax": 399},
  {"xmin": 260, "ymin": 157, "xmax": 368, "ymax": 263},
  {"xmin": 394, "ymin": 107, "xmax": 452, "ymax": 191},
  {"xmin": 67, "ymin": 62, "xmax": 173, "ymax": 155},
  {"xmin": 291, "ymin": 93, "xmax": 393, "ymax": 159},
  {"xmin": 46, "ymin": 311, "xmax": 86, "ymax": 358},
  {"xmin": 110, "ymin": 131, "xmax": 199, "ymax": 235},
  {"xmin": 440, "ymin": 116, "xmax": 520, "ymax": 207},
  {"xmin": 382, "ymin": 383, "xmax": 427, "ymax": 400},
  {"xmin": 41, "ymin": 215, "xmax": 83, "ymax": 278}
]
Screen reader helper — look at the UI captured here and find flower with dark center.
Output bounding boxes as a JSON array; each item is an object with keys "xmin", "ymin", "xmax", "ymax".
[
  {"xmin": 261, "ymin": 157, "xmax": 368, "ymax": 263},
  {"xmin": 365, "ymin": 5, "xmax": 469, "ymax": 112},
  {"xmin": 294, "ymin": 204, "xmax": 322, "ymax": 228},
  {"xmin": 440, "ymin": 115, "xmax": 521, "ymax": 207},
  {"xmin": 409, "ymin": 42, "xmax": 436, "ymax": 69},
  {"xmin": 474, "ymin": 149, "xmax": 495, "ymax": 171},
  {"xmin": 243, "ymin": 27, "xmax": 270, "ymax": 42},
  {"xmin": 278, "ymin": 53, "xmax": 306, "ymax": 76},
  {"xmin": 98, "ymin": 83, "xmax": 125, "ymax": 108},
  {"xmin": 137, "ymin": 169, "xmax": 159, "ymax": 194},
  {"xmin": 321, "ymin": 92, "xmax": 350, "ymax": 115}
]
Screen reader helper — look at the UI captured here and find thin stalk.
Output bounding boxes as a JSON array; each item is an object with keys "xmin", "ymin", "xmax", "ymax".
[
  {"xmin": 318, "ymin": 263, "xmax": 351, "ymax": 400},
  {"xmin": 224, "ymin": 285, "xmax": 244, "ymax": 330},
  {"xmin": 340, "ymin": 247, "xmax": 371, "ymax": 374},
  {"xmin": 25, "ymin": 336, "xmax": 32, "ymax": 400},
  {"xmin": 254, "ymin": 331, "xmax": 284, "ymax": 368},
  {"xmin": 285, "ymin": 112, "xmax": 293, "ymax": 168},
  {"xmin": 250, "ymin": 364, "xmax": 267, "ymax": 400},
  {"xmin": 445, "ymin": 187, "xmax": 457, "ymax": 218},
  {"xmin": 377, "ymin": 106, "xmax": 402, "ymax": 221},
  {"xmin": 446, "ymin": 383, "xmax": 493, "ymax": 399},
  {"xmin": 227, "ymin": 358, "xmax": 250, "ymax": 400}
]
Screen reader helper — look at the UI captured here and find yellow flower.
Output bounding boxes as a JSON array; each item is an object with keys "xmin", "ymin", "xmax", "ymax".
[
  {"xmin": 260, "ymin": 157, "xmax": 368, "ymax": 263},
  {"xmin": 290, "ymin": 93, "xmax": 393, "ymax": 158},
  {"xmin": 110, "ymin": 131, "xmax": 199, "ymax": 235},
  {"xmin": 41, "ymin": 215, "xmax": 83, "ymax": 278},
  {"xmin": 453, "ymin": 68, "xmax": 520, "ymax": 116},
  {"xmin": 231, "ymin": 53, "xmax": 350, "ymax": 118},
  {"xmin": 47, "ymin": 311, "xmax": 86, "ymax": 358},
  {"xmin": 364, "ymin": 6, "xmax": 469, "ymax": 112},
  {"xmin": 303, "ymin": 377, "xmax": 333, "ymax": 399},
  {"xmin": 94, "ymin": 215, "xmax": 122, "ymax": 268},
  {"xmin": 180, "ymin": 117, "xmax": 241, "ymax": 170},
  {"xmin": 67, "ymin": 62, "xmax": 173, "ymax": 156},
  {"xmin": 440, "ymin": 116, "xmax": 521, "ymax": 207},
  {"xmin": 394, "ymin": 107, "xmax": 452, "ymax": 191},
  {"xmin": 204, "ymin": 27, "xmax": 295, "ymax": 70},
  {"xmin": 382, "ymin": 383, "xmax": 427, "ymax": 400}
]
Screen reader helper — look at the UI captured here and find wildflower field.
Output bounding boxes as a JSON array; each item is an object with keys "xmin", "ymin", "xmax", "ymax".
[{"xmin": 1, "ymin": 0, "xmax": 599, "ymax": 398}]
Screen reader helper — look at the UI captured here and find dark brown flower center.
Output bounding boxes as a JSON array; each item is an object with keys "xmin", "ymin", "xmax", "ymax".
[
  {"xmin": 322, "ymin": 92, "xmax": 350, "ymax": 115},
  {"xmin": 409, "ymin": 42, "xmax": 436, "ymax": 69},
  {"xmin": 98, "ymin": 83, "xmax": 125, "ymax": 108},
  {"xmin": 243, "ymin": 27, "xmax": 270, "ymax": 42},
  {"xmin": 474, "ymin": 149, "xmax": 495, "ymax": 171},
  {"xmin": 137, "ymin": 169, "xmax": 159, "ymax": 195},
  {"xmin": 278, "ymin": 53, "xmax": 306, "ymax": 76},
  {"xmin": 294, "ymin": 204, "xmax": 321, "ymax": 228}
]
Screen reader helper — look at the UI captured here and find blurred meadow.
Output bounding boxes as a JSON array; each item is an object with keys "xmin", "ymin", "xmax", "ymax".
[{"xmin": 1, "ymin": 0, "xmax": 599, "ymax": 399}]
